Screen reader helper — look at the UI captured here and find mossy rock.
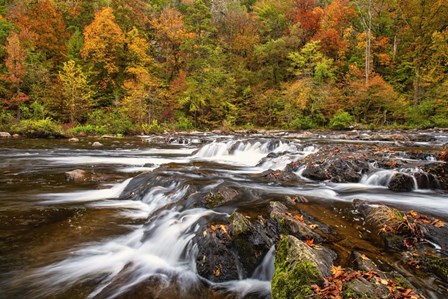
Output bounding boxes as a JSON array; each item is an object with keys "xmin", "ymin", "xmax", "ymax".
[
  {"xmin": 271, "ymin": 235, "xmax": 336, "ymax": 299},
  {"xmin": 342, "ymin": 277, "xmax": 379, "ymax": 299},
  {"xmin": 422, "ymin": 255, "xmax": 448, "ymax": 282},
  {"xmin": 230, "ymin": 212, "xmax": 251, "ymax": 236}
]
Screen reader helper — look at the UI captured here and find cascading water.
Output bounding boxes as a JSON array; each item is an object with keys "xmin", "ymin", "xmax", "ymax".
[{"xmin": 1, "ymin": 133, "xmax": 448, "ymax": 299}]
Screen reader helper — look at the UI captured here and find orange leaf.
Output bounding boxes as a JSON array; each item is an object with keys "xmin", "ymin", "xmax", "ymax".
[
  {"xmin": 306, "ymin": 238, "xmax": 315, "ymax": 247},
  {"xmin": 432, "ymin": 219, "xmax": 444, "ymax": 228},
  {"xmin": 409, "ymin": 210, "xmax": 419, "ymax": 219}
]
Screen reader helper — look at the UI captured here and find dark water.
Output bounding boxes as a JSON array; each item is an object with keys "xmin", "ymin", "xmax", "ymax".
[{"xmin": 0, "ymin": 132, "xmax": 447, "ymax": 298}]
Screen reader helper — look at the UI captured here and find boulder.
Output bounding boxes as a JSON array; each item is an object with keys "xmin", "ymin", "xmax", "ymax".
[
  {"xmin": 12, "ymin": 134, "xmax": 19, "ymax": 138},
  {"xmin": 302, "ymin": 163, "xmax": 329, "ymax": 181},
  {"xmin": 92, "ymin": 141, "xmax": 103, "ymax": 147},
  {"xmin": 68, "ymin": 137, "xmax": 79, "ymax": 142},
  {"xmin": 271, "ymin": 235, "xmax": 336, "ymax": 299},
  {"xmin": 65, "ymin": 169, "xmax": 88, "ymax": 182},
  {"xmin": 270, "ymin": 202, "xmax": 323, "ymax": 242},
  {"xmin": 230, "ymin": 212, "xmax": 279, "ymax": 276},
  {"xmin": 203, "ymin": 186, "xmax": 241, "ymax": 208},
  {"xmin": 388, "ymin": 173, "xmax": 415, "ymax": 192},
  {"xmin": 195, "ymin": 223, "xmax": 241, "ymax": 282},
  {"xmin": 0, "ymin": 132, "xmax": 11, "ymax": 138}
]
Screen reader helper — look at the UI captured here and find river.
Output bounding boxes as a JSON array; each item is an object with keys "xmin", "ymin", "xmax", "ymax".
[{"xmin": 0, "ymin": 131, "xmax": 447, "ymax": 298}]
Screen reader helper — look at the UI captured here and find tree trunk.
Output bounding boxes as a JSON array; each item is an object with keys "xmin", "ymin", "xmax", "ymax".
[{"xmin": 413, "ymin": 64, "xmax": 421, "ymax": 107}]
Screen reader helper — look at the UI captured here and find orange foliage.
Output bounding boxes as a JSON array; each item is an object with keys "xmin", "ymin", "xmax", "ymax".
[
  {"xmin": 8, "ymin": 0, "xmax": 69, "ymax": 61},
  {"xmin": 292, "ymin": 0, "xmax": 323, "ymax": 39},
  {"xmin": 82, "ymin": 7, "xmax": 125, "ymax": 83},
  {"xmin": 313, "ymin": 0, "xmax": 356, "ymax": 59},
  {"xmin": 150, "ymin": 8, "xmax": 195, "ymax": 79}
]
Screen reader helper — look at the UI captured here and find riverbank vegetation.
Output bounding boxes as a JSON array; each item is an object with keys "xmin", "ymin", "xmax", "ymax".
[{"xmin": 0, "ymin": 0, "xmax": 447, "ymax": 135}]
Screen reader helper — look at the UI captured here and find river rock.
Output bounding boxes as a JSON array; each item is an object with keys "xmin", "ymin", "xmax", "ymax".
[
  {"xmin": 0, "ymin": 132, "xmax": 11, "ymax": 138},
  {"xmin": 12, "ymin": 134, "xmax": 19, "ymax": 138},
  {"xmin": 68, "ymin": 137, "xmax": 79, "ymax": 142},
  {"xmin": 388, "ymin": 173, "xmax": 415, "ymax": 192},
  {"xmin": 230, "ymin": 212, "xmax": 279, "ymax": 276},
  {"xmin": 195, "ymin": 222, "xmax": 241, "ymax": 282},
  {"xmin": 203, "ymin": 185, "xmax": 241, "ymax": 208},
  {"xmin": 65, "ymin": 169, "xmax": 88, "ymax": 182},
  {"xmin": 270, "ymin": 201, "xmax": 323, "ymax": 242},
  {"xmin": 92, "ymin": 141, "xmax": 103, "ymax": 147},
  {"xmin": 271, "ymin": 235, "xmax": 336, "ymax": 299}
]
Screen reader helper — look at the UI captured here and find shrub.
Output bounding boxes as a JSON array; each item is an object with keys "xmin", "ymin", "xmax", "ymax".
[
  {"xmin": 87, "ymin": 110, "xmax": 134, "ymax": 135},
  {"xmin": 0, "ymin": 109, "xmax": 14, "ymax": 131},
  {"xmin": 141, "ymin": 120, "xmax": 164, "ymax": 134},
  {"xmin": 11, "ymin": 118, "xmax": 62, "ymax": 138},
  {"xmin": 329, "ymin": 110, "xmax": 354, "ymax": 130},
  {"xmin": 71, "ymin": 124, "xmax": 107, "ymax": 136}
]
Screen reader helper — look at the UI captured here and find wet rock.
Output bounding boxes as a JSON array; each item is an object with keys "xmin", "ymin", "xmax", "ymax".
[
  {"xmin": 204, "ymin": 186, "xmax": 241, "ymax": 208},
  {"xmin": 12, "ymin": 133, "xmax": 19, "ymax": 138},
  {"xmin": 422, "ymin": 162, "xmax": 448, "ymax": 190},
  {"xmin": 422, "ymin": 255, "xmax": 448, "ymax": 282},
  {"xmin": 271, "ymin": 235, "xmax": 336, "ymax": 298},
  {"xmin": 195, "ymin": 223, "xmax": 241, "ymax": 282},
  {"xmin": 65, "ymin": 169, "xmax": 88, "ymax": 182},
  {"xmin": 230, "ymin": 212, "xmax": 251, "ymax": 236},
  {"xmin": 413, "ymin": 171, "xmax": 440, "ymax": 189},
  {"xmin": 230, "ymin": 213, "xmax": 279, "ymax": 276},
  {"xmin": 258, "ymin": 169, "xmax": 299, "ymax": 185},
  {"xmin": 92, "ymin": 141, "xmax": 103, "ymax": 147},
  {"xmin": 388, "ymin": 173, "xmax": 415, "ymax": 192},
  {"xmin": 0, "ymin": 132, "xmax": 11, "ymax": 138},
  {"xmin": 301, "ymin": 163, "xmax": 329, "ymax": 181},
  {"xmin": 420, "ymin": 221, "xmax": 448, "ymax": 252},
  {"xmin": 68, "ymin": 137, "xmax": 79, "ymax": 142},
  {"xmin": 270, "ymin": 202, "xmax": 322, "ymax": 242}
]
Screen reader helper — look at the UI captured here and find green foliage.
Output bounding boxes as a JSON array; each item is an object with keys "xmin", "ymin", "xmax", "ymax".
[
  {"xmin": 141, "ymin": 120, "xmax": 163, "ymax": 134},
  {"xmin": 0, "ymin": 109, "xmax": 13, "ymax": 130},
  {"xmin": 11, "ymin": 118, "xmax": 62, "ymax": 138},
  {"xmin": 19, "ymin": 101, "xmax": 46, "ymax": 120},
  {"xmin": 288, "ymin": 113, "xmax": 326, "ymax": 130},
  {"xmin": 71, "ymin": 124, "xmax": 107, "ymax": 136},
  {"xmin": 86, "ymin": 109, "xmax": 134, "ymax": 135},
  {"xmin": 329, "ymin": 110, "xmax": 354, "ymax": 130}
]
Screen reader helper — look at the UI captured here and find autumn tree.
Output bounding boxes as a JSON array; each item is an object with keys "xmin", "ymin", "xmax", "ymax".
[
  {"xmin": 82, "ymin": 7, "xmax": 126, "ymax": 105},
  {"xmin": 397, "ymin": 0, "xmax": 448, "ymax": 106},
  {"xmin": 27, "ymin": 0, "xmax": 69, "ymax": 62},
  {"xmin": 59, "ymin": 60, "xmax": 93, "ymax": 123},
  {"xmin": 2, "ymin": 31, "xmax": 29, "ymax": 119},
  {"xmin": 150, "ymin": 7, "xmax": 195, "ymax": 81},
  {"xmin": 121, "ymin": 28, "xmax": 161, "ymax": 124}
]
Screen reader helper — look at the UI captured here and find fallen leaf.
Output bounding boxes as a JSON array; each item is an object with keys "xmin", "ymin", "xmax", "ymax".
[
  {"xmin": 380, "ymin": 278, "xmax": 389, "ymax": 285},
  {"xmin": 331, "ymin": 265, "xmax": 344, "ymax": 279},
  {"xmin": 432, "ymin": 219, "xmax": 444, "ymax": 228},
  {"xmin": 306, "ymin": 238, "xmax": 315, "ymax": 247},
  {"xmin": 409, "ymin": 210, "xmax": 419, "ymax": 219},
  {"xmin": 213, "ymin": 265, "xmax": 222, "ymax": 277}
]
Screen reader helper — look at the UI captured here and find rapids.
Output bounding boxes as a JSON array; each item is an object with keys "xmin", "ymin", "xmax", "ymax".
[{"xmin": 0, "ymin": 131, "xmax": 447, "ymax": 298}]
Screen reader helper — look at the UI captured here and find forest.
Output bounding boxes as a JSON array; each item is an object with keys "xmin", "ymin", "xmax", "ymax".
[{"xmin": 0, "ymin": 0, "xmax": 447, "ymax": 135}]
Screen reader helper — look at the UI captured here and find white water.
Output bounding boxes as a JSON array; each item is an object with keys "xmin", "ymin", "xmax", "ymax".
[
  {"xmin": 6, "ymin": 136, "xmax": 448, "ymax": 298},
  {"xmin": 40, "ymin": 179, "xmax": 132, "ymax": 204}
]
